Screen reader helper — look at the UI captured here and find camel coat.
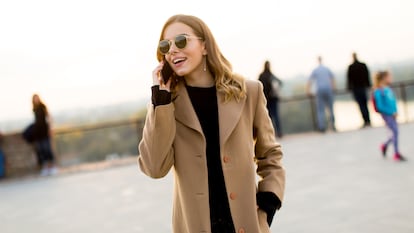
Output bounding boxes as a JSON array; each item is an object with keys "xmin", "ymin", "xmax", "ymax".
[{"xmin": 138, "ymin": 79, "xmax": 285, "ymax": 233}]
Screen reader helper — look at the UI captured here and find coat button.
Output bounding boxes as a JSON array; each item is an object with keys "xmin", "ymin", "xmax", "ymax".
[
  {"xmin": 230, "ymin": 192, "xmax": 237, "ymax": 200},
  {"xmin": 238, "ymin": 228, "xmax": 245, "ymax": 233},
  {"xmin": 223, "ymin": 156, "xmax": 230, "ymax": 163}
]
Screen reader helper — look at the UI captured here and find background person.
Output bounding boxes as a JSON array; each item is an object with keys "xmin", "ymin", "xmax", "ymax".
[
  {"xmin": 373, "ymin": 71, "xmax": 406, "ymax": 161},
  {"xmin": 138, "ymin": 14, "xmax": 285, "ymax": 233},
  {"xmin": 31, "ymin": 94, "xmax": 58, "ymax": 176},
  {"xmin": 306, "ymin": 56, "xmax": 336, "ymax": 132},
  {"xmin": 258, "ymin": 60, "xmax": 284, "ymax": 138},
  {"xmin": 0, "ymin": 132, "xmax": 5, "ymax": 178},
  {"xmin": 347, "ymin": 52, "xmax": 372, "ymax": 128}
]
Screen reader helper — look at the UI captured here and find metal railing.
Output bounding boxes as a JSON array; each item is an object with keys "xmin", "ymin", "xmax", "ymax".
[
  {"xmin": 278, "ymin": 80, "xmax": 414, "ymax": 133},
  {"xmin": 51, "ymin": 80, "xmax": 414, "ymax": 166},
  {"xmin": 52, "ymin": 118, "xmax": 145, "ymax": 166}
]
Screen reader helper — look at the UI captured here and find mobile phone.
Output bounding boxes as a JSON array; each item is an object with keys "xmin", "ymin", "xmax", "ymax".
[{"xmin": 161, "ymin": 59, "xmax": 174, "ymax": 84}]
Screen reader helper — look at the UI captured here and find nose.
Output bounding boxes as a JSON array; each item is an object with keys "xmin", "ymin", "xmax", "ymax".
[
  {"xmin": 168, "ymin": 44, "xmax": 178, "ymax": 55},
  {"xmin": 166, "ymin": 40, "xmax": 179, "ymax": 55}
]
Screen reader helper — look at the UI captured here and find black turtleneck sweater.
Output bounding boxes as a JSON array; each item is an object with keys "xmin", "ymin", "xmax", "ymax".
[{"xmin": 186, "ymin": 85, "xmax": 235, "ymax": 233}]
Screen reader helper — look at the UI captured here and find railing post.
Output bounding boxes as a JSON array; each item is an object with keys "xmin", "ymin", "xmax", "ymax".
[
  {"xmin": 400, "ymin": 83, "xmax": 409, "ymax": 123},
  {"xmin": 52, "ymin": 133, "xmax": 62, "ymax": 166}
]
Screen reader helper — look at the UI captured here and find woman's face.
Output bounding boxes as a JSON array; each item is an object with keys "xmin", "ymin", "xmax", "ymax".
[
  {"xmin": 32, "ymin": 95, "xmax": 40, "ymax": 105},
  {"xmin": 162, "ymin": 22, "xmax": 206, "ymax": 77}
]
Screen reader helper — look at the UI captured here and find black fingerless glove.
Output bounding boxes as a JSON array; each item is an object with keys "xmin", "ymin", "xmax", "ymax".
[
  {"xmin": 256, "ymin": 192, "xmax": 281, "ymax": 226},
  {"xmin": 151, "ymin": 85, "xmax": 172, "ymax": 107}
]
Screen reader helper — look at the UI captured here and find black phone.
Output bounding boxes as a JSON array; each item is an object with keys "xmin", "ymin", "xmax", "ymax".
[{"xmin": 161, "ymin": 59, "xmax": 174, "ymax": 84}]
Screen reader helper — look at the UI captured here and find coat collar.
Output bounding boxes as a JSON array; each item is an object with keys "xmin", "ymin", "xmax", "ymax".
[
  {"xmin": 174, "ymin": 81, "xmax": 246, "ymax": 147},
  {"xmin": 174, "ymin": 82, "xmax": 203, "ymax": 134}
]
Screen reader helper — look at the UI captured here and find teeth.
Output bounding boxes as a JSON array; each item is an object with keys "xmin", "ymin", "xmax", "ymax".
[{"xmin": 173, "ymin": 58, "xmax": 185, "ymax": 64}]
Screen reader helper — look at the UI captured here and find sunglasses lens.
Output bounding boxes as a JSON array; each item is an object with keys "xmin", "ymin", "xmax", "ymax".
[
  {"xmin": 159, "ymin": 40, "xmax": 170, "ymax": 54},
  {"xmin": 175, "ymin": 35, "xmax": 187, "ymax": 49}
]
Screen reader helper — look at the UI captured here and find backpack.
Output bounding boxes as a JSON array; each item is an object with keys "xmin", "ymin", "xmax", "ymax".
[
  {"xmin": 371, "ymin": 89, "xmax": 383, "ymax": 113},
  {"xmin": 22, "ymin": 123, "xmax": 35, "ymax": 143},
  {"xmin": 269, "ymin": 74, "xmax": 281, "ymax": 98}
]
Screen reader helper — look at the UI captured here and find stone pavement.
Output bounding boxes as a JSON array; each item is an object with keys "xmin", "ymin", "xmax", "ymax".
[{"xmin": 1, "ymin": 123, "xmax": 413, "ymax": 233}]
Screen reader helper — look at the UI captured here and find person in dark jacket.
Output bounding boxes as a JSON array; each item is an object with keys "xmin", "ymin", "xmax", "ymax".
[
  {"xmin": 347, "ymin": 52, "xmax": 372, "ymax": 127},
  {"xmin": 258, "ymin": 60, "xmax": 283, "ymax": 138},
  {"xmin": 32, "ymin": 94, "xmax": 58, "ymax": 176}
]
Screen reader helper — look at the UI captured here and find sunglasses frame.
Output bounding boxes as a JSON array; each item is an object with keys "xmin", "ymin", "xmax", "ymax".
[{"xmin": 158, "ymin": 34, "xmax": 203, "ymax": 55}]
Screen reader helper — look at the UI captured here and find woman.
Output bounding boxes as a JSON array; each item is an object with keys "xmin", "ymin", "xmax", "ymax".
[
  {"xmin": 138, "ymin": 14, "xmax": 285, "ymax": 233},
  {"xmin": 258, "ymin": 61, "xmax": 283, "ymax": 138},
  {"xmin": 32, "ymin": 94, "xmax": 58, "ymax": 176},
  {"xmin": 372, "ymin": 71, "xmax": 406, "ymax": 161}
]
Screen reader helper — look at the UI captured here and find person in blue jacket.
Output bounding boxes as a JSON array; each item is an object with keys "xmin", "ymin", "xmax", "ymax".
[
  {"xmin": 0, "ymin": 132, "xmax": 5, "ymax": 178},
  {"xmin": 373, "ymin": 71, "xmax": 406, "ymax": 161}
]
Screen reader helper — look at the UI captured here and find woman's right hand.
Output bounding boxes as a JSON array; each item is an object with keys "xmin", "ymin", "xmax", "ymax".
[{"xmin": 152, "ymin": 61, "xmax": 172, "ymax": 92}]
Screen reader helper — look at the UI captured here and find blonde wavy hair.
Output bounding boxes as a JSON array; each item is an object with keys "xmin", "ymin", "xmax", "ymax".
[{"xmin": 156, "ymin": 14, "xmax": 246, "ymax": 102}]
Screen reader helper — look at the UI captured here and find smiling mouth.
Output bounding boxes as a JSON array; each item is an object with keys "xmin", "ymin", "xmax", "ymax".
[{"xmin": 173, "ymin": 58, "xmax": 186, "ymax": 65}]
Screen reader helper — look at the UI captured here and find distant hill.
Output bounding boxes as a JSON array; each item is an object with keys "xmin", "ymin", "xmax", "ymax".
[
  {"xmin": 0, "ymin": 99, "xmax": 148, "ymax": 134},
  {"xmin": 52, "ymin": 99, "xmax": 148, "ymax": 127}
]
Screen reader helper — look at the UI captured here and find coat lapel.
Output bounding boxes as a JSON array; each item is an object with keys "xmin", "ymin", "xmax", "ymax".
[
  {"xmin": 173, "ymin": 83, "xmax": 203, "ymax": 134},
  {"xmin": 217, "ymin": 92, "xmax": 246, "ymax": 148},
  {"xmin": 174, "ymin": 82, "xmax": 246, "ymax": 146}
]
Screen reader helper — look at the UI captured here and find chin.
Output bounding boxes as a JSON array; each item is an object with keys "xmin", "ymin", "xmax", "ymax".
[{"xmin": 175, "ymin": 70, "xmax": 188, "ymax": 77}]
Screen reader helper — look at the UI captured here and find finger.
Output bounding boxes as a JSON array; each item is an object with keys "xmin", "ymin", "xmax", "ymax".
[
  {"xmin": 152, "ymin": 62, "xmax": 165, "ymax": 85},
  {"xmin": 159, "ymin": 76, "xmax": 172, "ymax": 92},
  {"xmin": 152, "ymin": 62, "xmax": 164, "ymax": 75}
]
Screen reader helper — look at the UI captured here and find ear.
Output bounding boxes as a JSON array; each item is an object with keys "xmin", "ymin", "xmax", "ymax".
[{"xmin": 201, "ymin": 41, "xmax": 207, "ymax": 55}]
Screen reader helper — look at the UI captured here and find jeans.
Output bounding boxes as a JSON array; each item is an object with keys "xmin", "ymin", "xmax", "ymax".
[
  {"xmin": 316, "ymin": 89, "xmax": 335, "ymax": 131},
  {"xmin": 352, "ymin": 88, "xmax": 371, "ymax": 124},
  {"xmin": 381, "ymin": 114, "xmax": 399, "ymax": 154},
  {"xmin": 267, "ymin": 98, "xmax": 283, "ymax": 137},
  {"xmin": 34, "ymin": 138, "xmax": 55, "ymax": 166}
]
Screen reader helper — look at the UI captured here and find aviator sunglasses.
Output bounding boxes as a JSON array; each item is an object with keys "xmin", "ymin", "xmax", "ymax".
[{"xmin": 158, "ymin": 34, "xmax": 203, "ymax": 55}]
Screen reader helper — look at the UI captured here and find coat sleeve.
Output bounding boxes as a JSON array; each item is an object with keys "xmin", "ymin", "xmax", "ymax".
[
  {"xmin": 253, "ymin": 81, "xmax": 286, "ymax": 203},
  {"xmin": 138, "ymin": 103, "xmax": 176, "ymax": 178}
]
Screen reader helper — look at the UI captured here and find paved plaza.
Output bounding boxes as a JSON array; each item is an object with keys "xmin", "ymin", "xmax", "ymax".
[{"xmin": 1, "ymin": 123, "xmax": 414, "ymax": 233}]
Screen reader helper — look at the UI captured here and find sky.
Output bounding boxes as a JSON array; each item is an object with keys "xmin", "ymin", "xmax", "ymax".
[{"xmin": 1, "ymin": 0, "xmax": 414, "ymax": 125}]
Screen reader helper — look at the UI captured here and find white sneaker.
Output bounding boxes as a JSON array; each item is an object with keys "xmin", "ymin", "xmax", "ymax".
[
  {"xmin": 40, "ymin": 168, "xmax": 49, "ymax": 176},
  {"xmin": 49, "ymin": 167, "xmax": 58, "ymax": 176}
]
